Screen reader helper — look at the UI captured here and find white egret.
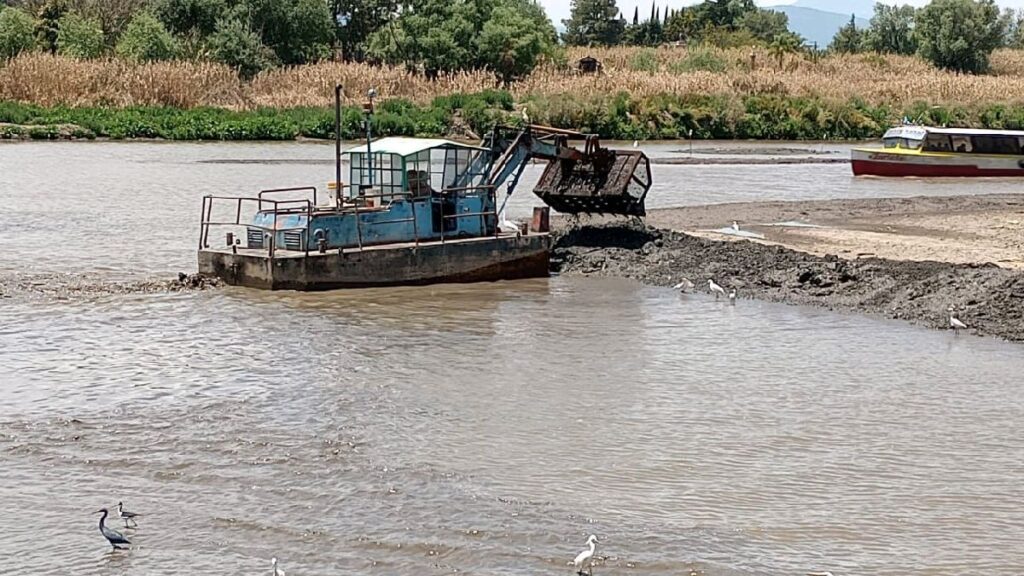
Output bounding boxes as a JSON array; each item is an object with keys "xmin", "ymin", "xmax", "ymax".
[
  {"xmin": 728, "ymin": 288, "xmax": 737, "ymax": 305},
  {"xmin": 573, "ymin": 534, "xmax": 598, "ymax": 576},
  {"xmin": 521, "ymin": 106, "xmax": 530, "ymax": 124},
  {"xmin": 732, "ymin": 220, "xmax": 740, "ymax": 232},
  {"xmin": 672, "ymin": 278, "xmax": 695, "ymax": 292},
  {"xmin": 948, "ymin": 306, "xmax": 967, "ymax": 335},
  {"xmin": 632, "ymin": 140, "xmax": 639, "ymax": 148},
  {"xmin": 272, "ymin": 557, "xmax": 286, "ymax": 576},
  {"xmin": 708, "ymin": 279, "xmax": 726, "ymax": 300}
]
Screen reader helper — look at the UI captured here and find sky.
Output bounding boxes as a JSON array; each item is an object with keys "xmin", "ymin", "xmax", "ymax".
[{"xmin": 538, "ymin": 0, "xmax": 1024, "ymax": 27}]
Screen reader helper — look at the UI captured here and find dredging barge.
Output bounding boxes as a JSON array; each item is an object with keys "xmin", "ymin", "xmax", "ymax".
[{"xmin": 198, "ymin": 87, "xmax": 651, "ymax": 290}]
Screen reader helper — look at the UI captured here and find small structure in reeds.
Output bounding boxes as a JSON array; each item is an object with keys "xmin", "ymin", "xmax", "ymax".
[{"xmin": 576, "ymin": 56, "xmax": 603, "ymax": 75}]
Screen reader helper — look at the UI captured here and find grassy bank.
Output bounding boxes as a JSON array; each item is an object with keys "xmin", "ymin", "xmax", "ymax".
[
  {"xmin": 7, "ymin": 46, "xmax": 1024, "ymax": 141},
  {"xmin": 8, "ymin": 94, "xmax": 1024, "ymax": 142}
]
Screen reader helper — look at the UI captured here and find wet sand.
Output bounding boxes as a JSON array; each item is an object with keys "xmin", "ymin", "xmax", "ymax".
[{"xmin": 553, "ymin": 193, "xmax": 1024, "ymax": 342}]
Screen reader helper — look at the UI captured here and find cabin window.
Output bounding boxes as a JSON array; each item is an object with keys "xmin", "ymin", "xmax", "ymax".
[
  {"xmin": 950, "ymin": 136, "xmax": 973, "ymax": 153},
  {"xmin": 349, "ymin": 152, "xmax": 405, "ymax": 200},
  {"xmin": 900, "ymin": 138, "xmax": 922, "ymax": 150},
  {"xmin": 971, "ymin": 135, "xmax": 1021, "ymax": 155},
  {"xmin": 883, "ymin": 137, "xmax": 899, "ymax": 149},
  {"xmin": 923, "ymin": 134, "xmax": 952, "ymax": 152}
]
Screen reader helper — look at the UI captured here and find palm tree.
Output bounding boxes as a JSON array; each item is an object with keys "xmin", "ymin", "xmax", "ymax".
[{"xmin": 768, "ymin": 32, "xmax": 802, "ymax": 69}]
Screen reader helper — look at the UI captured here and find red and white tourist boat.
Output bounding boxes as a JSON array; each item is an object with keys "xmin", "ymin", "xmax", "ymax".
[{"xmin": 851, "ymin": 126, "xmax": 1024, "ymax": 177}]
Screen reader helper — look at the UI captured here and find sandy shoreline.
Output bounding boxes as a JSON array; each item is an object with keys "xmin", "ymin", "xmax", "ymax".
[{"xmin": 553, "ymin": 193, "xmax": 1024, "ymax": 342}]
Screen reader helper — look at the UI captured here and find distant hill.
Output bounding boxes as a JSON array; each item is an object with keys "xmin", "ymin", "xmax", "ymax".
[
  {"xmin": 766, "ymin": 5, "xmax": 871, "ymax": 48},
  {"xmin": 786, "ymin": 0, "xmax": 877, "ymax": 19}
]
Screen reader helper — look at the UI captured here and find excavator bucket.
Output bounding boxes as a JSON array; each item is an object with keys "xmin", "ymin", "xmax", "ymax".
[{"xmin": 533, "ymin": 148, "xmax": 652, "ymax": 217}]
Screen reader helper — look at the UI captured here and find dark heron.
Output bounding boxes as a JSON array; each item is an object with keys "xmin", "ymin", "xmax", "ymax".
[
  {"xmin": 95, "ymin": 508, "xmax": 131, "ymax": 550},
  {"xmin": 117, "ymin": 501, "xmax": 140, "ymax": 528}
]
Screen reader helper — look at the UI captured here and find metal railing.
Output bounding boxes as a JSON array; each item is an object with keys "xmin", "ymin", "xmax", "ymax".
[
  {"xmin": 200, "ymin": 195, "xmax": 313, "ymax": 258},
  {"xmin": 199, "ymin": 184, "xmax": 502, "ymax": 258}
]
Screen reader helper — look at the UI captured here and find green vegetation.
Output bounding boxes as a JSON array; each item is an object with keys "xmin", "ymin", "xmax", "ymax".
[
  {"xmin": 116, "ymin": 12, "xmax": 180, "ymax": 61},
  {"xmin": 916, "ymin": 0, "xmax": 1003, "ymax": 73},
  {"xmin": 367, "ymin": 0, "xmax": 557, "ymax": 82},
  {"xmin": 57, "ymin": 12, "xmax": 105, "ymax": 58},
  {"xmin": 0, "ymin": 6, "xmax": 36, "ymax": 58},
  {"xmin": 6, "ymin": 91, "xmax": 1024, "ymax": 142}
]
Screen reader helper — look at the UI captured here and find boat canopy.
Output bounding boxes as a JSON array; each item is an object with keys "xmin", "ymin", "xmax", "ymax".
[
  {"xmin": 343, "ymin": 137, "xmax": 489, "ymax": 157},
  {"xmin": 884, "ymin": 126, "xmax": 1024, "ymax": 139},
  {"xmin": 340, "ymin": 137, "xmax": 491, "ymax": 200}
]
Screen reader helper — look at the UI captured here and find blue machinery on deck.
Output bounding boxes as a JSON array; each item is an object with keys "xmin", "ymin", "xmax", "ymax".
[{"xmin": 196, "ymin": 85, "xmax": 652, "ymax": 289}]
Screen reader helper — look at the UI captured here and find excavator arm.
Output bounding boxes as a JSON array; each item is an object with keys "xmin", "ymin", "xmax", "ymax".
[{"xmin": 483, "ymin": 125, "xmax": 652, "ymax": 218}]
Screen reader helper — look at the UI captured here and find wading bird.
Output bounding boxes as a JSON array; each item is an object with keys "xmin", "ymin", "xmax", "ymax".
[
  {"xmin": 573, "ymin": 534, "xmax": 598, "ymax": 576},
  {"xmin": 95, "ymin": 508, "xmax": 131, "ymax": 550},
  {"xmin": 272, "ymin": 557, "xmax": 286, "ymax": 576},
  {"xmin": 729, "ymin": 288, "xmax": 737, "ymax": 305},
  {"xmin": 632, "ymin": 140, "xmax": 639, "ymax": 148},
  {"xmin": 732, "ymin": 220, "xmax": 740, "ymax": 232},
  {"xmin": 521, "ymin": 106, "xmax": 530, "ymax": 125},
  {"xmin": 708, "ymin": 279, "xmax": 726, "ymax": 300},
  {"xmin": 948, "ymin": 306, "xmax": 968, "ymax": 335},
  {"xmin": 672, "ymin": 278, "xmax": 695, "ymax": 292},
  {"xmin": 117, "ymin": 501, "xmax": 140, "ymax": 528}
]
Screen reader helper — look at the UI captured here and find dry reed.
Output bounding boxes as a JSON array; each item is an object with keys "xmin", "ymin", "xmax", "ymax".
[{"xmin": 4, "ymin": 47, "xmax": 1024, "ymax": 110}]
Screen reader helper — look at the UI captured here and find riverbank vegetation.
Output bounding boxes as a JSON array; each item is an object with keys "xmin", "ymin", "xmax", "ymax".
[{"xmin": 3, "ymin": 0, "xmax": 1024, "ymax": 140}]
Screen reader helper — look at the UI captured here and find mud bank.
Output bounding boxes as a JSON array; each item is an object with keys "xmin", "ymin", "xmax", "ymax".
[
  {"xmin": 552, "ymin": 223, "xmax": 1024, "ymax": 342},
  {"xmin": 0, "ymin": 272, "xmax": 220, "ymax": 301}
]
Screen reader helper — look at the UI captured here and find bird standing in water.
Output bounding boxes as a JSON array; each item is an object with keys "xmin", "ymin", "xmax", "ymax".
[
  {"xmin": 708, "ymin": 279, "xmax": 726, "ymax": 300},
  {"xmin": 729, "ymin": 288, "xmax": 737, "ymax": 305},
  {"xmin": 948, "ymin": 306, "xmax": 968, "ymax": 335},
  {"xmin": 95, "ymin": 508, "xmax": 131, "ymax": 550},
  {"xmin": 573, "ymin": 534, "xmax": 598, "ymax": 576},
  {"xmin": 732, "ymin": 220, "xmax": 740, "ymax": 232},
  {"xmin": 272, "ymin": 557, "xmax": 286, "ymax": 576},
  {"xmin": 672, "ymin": 278, "xmax": 695, "ymax": 293},
  {"xmin": 117, "ymin": 501, "xmax": 140, "ymax": 528}
]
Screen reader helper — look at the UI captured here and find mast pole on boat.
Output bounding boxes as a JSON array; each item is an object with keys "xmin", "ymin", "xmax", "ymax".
[{"xmin": 334, "ymin": 84, "xmax": 343, "ymax": 209}]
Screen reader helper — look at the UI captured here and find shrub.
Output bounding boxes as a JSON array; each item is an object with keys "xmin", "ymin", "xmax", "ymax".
[
  {"xmin": 115, "ymin": 12, "xmax": 179, "ymax": 62},
  {"xmin": 629, "ymin": 48, "xmax": 658, "ymax": 72},
  {"xmin": 57, "ymin": 12, "xmax": 105, "ymax": 59},
  {"xmin": 208, "ymin": 18, "xmax": 277, "ymax": 79},
  {"xmin": 668, "ymin": 48, "xmax": 728, "ymax": 74},
  {"xmin": 0, "ymin": 7, "xmax": 37, "ymax": 59}
]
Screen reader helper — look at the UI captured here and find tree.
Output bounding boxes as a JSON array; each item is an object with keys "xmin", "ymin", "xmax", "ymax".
[
  {"xmin": 563, "ymin": 0, "xmax": 625, "ymax": 46},
  {"xmin": 664, "ymin": 7, "xmax": 699, "ymax": 43},
  {"xmin": 57, "ymin": 11, "xmax": 104, "ymax": 57},
  {"xmin": 829, "ymin": 14, "xmax": 864, "ymax": 53},
  {"xmin": 0, "ymin": 6, "xmax": 36, "ymax": 58},
  {"xmin": 916, "ymin": 0, "xmax": 1002, "ymax": 74},
  {"xmin": 369, "ymin": 0, "xmax": 555, "ymax": 80},
  {"xmin": 477, "ymin": 1, "xmax": 557, "ymax": 83},
  {"xmin": 864, "ymin": 3, "xmax": 916, "ymax": 55},
  {"xmin": 1005, "ymin": 9, "xmax": 1024, "ymax": 48},
  {"xmin": 768, "ymin": 31, "xmax": 801, "ymax": 68},
  {"xmin": 115, "ymin": 12, "xmax": 179, "ymax": 61},
  {"xmin": 738, "ymin": 8, "xmax": 788, "ymax": 43},
  {"xmin": 243, "ymin": 0, "xmax": 334, "ymax": 65},
  {"xmin": 152, "ymin": 0, "xmax": 229, "ymax": 38},
  {"xmin": 208, "ymin": 16, "xmax": 276, "ymax": 78},
  {"xmin": 331, "ymin": 0, "xmax": 398, "ymax": 61},
  {"xmin": 35, "ymin": 0, "xmax": 65, "ymax": 53}
]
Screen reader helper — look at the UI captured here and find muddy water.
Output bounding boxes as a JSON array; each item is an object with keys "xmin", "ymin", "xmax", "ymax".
[{"xmin": 3, "ymin": 141, "xmax": 1024, "ymax": 575}]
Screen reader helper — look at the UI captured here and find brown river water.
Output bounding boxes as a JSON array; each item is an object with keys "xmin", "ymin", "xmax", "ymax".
[{"xmin": 2, "ymin": 141, "xmax": 1024, "ymax": 575}]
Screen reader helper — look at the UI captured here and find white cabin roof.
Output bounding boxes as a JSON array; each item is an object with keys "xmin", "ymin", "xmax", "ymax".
[
  {"xmin": 884, "ymin": 126, "xmax": 1024, "ymax": 139},
  {"xmin": 343, "ymin": 137, "xmax": 488, "ymax": 157}
]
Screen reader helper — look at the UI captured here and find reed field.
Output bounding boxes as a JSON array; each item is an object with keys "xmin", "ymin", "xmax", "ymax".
[{"xmin": 5, "ymin": 46, "xmax": 1024, "ymax": 140}]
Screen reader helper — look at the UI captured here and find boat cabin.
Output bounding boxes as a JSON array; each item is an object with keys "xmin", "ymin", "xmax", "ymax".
[
  {"xmin": 882, "ymin": 126, "xmax": 1024, "ymax": 156},
  {"xmin": 247, "ymin": 138, "xmax": 500, "ymax": 253}
]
